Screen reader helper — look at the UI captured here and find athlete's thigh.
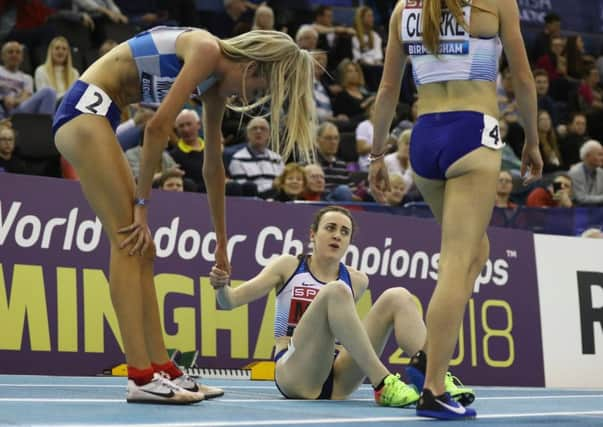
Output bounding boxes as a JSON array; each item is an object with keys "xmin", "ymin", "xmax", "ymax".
[
  {"xmin": 55, "ymin": 115, "xmax": 136, "ymax": 242},
  {"xmin": 330, "ymin": 302, "xmax": 394, "ymax": 398},
  {"xmin": 413, "ymin": 173, "xmax": 445, "ymax": 224},
  {"xmin": 275, "ymin": 286, "xmax": 341, "ymax": 396},
  {"xmin": 442, "ymin": 147, "xmax": 501, "ymax": 250}
]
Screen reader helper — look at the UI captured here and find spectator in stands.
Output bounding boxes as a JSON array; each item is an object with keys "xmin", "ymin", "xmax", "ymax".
[
  {"xmin": 34, "ymin": 36, "xmax": 79, "ymax": 98},
  {"xmin": 533, "ymin": 68, "xmax": 558, "ymax": 125},
  {"xmin": 499, "ymin": 119, "xmax": 522, "ymax": 173},
  {"xmin": 295, "ymin": 25, "xmax": 319, "ymax": 51},
  {"xmin": 271, "ymin": 162, "xmax": 306, "ymax": 202},
  {"xmin": 581, "ymin": 228, "xmax": 603, "ymax": 238},
  {"xmin": 333, "ymin": 59, "xmax": 375, "ymax": 127},
  {"xmin": 352, "ymin": 6, "xmax": 383, "ymax": 66},
  {"xmin": 568, "ymin": 139, "xmax": 603, "ymax": 206},
  {"xmin": 391, "ymin": 98, "xmax": 418, "ymax": 134},
  {"xmin": 301, "ymin": 163, "xmax": 326, "ymax": 201},
  {"xmin": 312, "ymin": 5, "xmax": 354, "ymax": 75},
  {"xmin": 313, "ymin": 50, "xmax": 348, "ymax": 126},
  {"xmin": 315, "ymin": 122, "xmax": 356, "ymax": 201},
  {"xmin": 0, "ymin": 0, "xmax": 69, "ymax": 69},
  {"xmin": 565, "ymin": 35, "xmax": 587, "ymax": 81},
  {"xmin": 113, "ymin": 0, "xmax": 169, "ymax": 29},
  {"xmin": 538, "ymin": 110, "xmax": 565, "ymax": 173},
  {"xmin": 0, "ymin": 41, "xmax": 56, "ymax": 119},
  {"xmin": 313, "ymin": 5, "xmax": 354, "ymax": 49},
  {"xmin": 384, "ymin": 128, "xmax": 413, "ymax": 188},
  {"xmin": 169, "ymin": 109, "xmax": 205, "ymax": 191},
  {"xmin": 526, "ymin": 173, "xmax": 573, "ymax": 208},
  {"xmin": 352, "ymin": 6, "xmax": 383, "ymax": 91},
  {"xmin": 116, "ymin": 104, "xmax": 155, "ymax": 151},
  {"xmin": 0, "ymin": 123, "xmax": 25, "ymax": 173},
  {"xmin": 497, "ymin": 66, "xmax": 518, "ymax": 124},
  {"xmin": 125, "ymin": 141, "xmax": 181, "ymax": 185},
  {"xmin": 536, "ymin": 35, "xmax": 566, "ymax": 82},
  {"xmin": 157, "ymin": 169, "xmax": 184, "ymax": 192},
  {"xmin": 207, "ymin": 0, "xmax": 253, "ymax": 38},
  {"xmin": 559, "ymin": 112, "xmax": 589, "ymax": 167},
  {"xmin": 72, "ymin": 0, "xmax": 128, "ymax": 47},
  {"xmin": 252, "ymin": 4, "xmax": 274, "ymax": 31},
  {"xmin": 531, "ymin": 12, "xmax": 561, "ymax": 63},
  {"xmin": 578, "ymin": 65, "xmax": 603, "ymax": 112},
  {"xmin": 228, "ymin": 117, "xmax": 284, "ymax": 198},
  {"xmin": 494, "ymin": 170, "xmax": 517, "ymax": 208},
  {"xmin": 355, "ymin": 103, "xmax": 376, "ymax": 171},
  {"xmin": 384, "ymin": 173, "xmax": 408, "ymax": 207},
  {"xmin": 115, "ymin": 0, "xmax": 199, "ymax": 29}
]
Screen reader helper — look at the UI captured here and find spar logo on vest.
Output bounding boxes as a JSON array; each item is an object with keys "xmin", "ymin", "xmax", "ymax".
[{"xmin": 402, "ymin": 0, "xmax": 470, "ymax": 56}]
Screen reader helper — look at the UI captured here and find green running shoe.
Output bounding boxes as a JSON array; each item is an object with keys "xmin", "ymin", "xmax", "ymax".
[
  {"xmin": 374, "ymin": 374, "xmax": 420, "ymax": 407},
  {"xmin": 445, "ymin": 372, "xmax": 475, "ymax": 407}
]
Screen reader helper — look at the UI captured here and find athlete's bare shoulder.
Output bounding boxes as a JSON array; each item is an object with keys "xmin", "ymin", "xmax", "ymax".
[
  {"xmin": 271, "ymin": 254, "xmax": 303, "ymax": 279},
  {"xmin": 176, "ymin": 28, "xmax": 221, "ymax": 62}
]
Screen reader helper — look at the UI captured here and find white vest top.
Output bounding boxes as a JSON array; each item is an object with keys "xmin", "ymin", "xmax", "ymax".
[
  {"xmin": 401, "ymin": 0, "xmax": 502, "ymax": 85},
  {"xmin": 274, "ymin": 255, "xmax": 353, "ymax": 338}
]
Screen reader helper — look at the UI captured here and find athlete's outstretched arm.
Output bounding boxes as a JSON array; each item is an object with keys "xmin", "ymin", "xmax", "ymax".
[
  {"xmin": 210, "ymin": 255, "xmax": 298, "ymax": 309},
  {"xmin": 201, "ymin": 89, "xmax": 228, "ymax": 272},
  {"xmin": 369, "ymin": 2, "xmax": 406, "ymax": 202}
]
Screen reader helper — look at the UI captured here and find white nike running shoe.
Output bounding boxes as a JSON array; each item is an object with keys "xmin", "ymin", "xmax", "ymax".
[
  {"xmin": 126, "ymin": 373, "xmax": 203, "ymax": 404},
  {"xmin": 171, "ymin": 373, "xmax": 224, "ymax": 399}
]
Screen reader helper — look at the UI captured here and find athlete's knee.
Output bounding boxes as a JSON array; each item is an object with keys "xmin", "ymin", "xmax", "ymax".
[
  {"xmin": 378, "ymin": 287, "xmax": 415, "ymax": 311},
  {"xmin": 471, "ymin": 236, "xmax": 490, "ymax": 272},
  {"xmin": 320, "ymin": 280, "xmax": 354, "ymax": 301}
]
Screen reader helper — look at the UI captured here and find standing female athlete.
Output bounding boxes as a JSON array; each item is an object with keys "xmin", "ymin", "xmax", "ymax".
[
  {"xmin": 53, "ymin": 27, "xmax": 316, "ymax": 404},
  {"xmin": 368, "ymin": 0, "xmax": 543, "ymax": 419},
  {"xmin": 210, "ymin": 206, "xmax": 471, "ymax": 405}
]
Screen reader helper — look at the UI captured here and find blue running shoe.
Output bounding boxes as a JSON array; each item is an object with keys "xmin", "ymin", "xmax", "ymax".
[
  {"xmin": 416, "ymin": 388, "xmax": 477, "ymax": 420},
  {"xmin": 406, "ymin": 351, "xmax": 475, "ymax": 407}
]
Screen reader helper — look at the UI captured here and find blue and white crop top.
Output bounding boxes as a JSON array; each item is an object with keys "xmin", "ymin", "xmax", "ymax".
[
  {"xmin": 274, "ymin": 255, "xmax": 353, "ymax": 338},
  {"xmin": 401, "ymin": 0, "xmax": 502, "ymax": 85},
  {"xmin": 127, "ymin": 26, "xmax": 218, "ymax": 105}
]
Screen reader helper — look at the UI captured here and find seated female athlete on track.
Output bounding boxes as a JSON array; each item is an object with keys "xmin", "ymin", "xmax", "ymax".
[
  {"xmin": 52, "ymin": 26, "xmax": 317, "ymax": 404},
  {"xmin": 210, "ymin": 206, "xmax": 473, "ymax": 405}
]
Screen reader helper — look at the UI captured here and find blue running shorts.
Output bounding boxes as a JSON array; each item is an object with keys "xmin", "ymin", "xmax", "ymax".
[
  {"xmin": 53, "ymin": 80, "xmax": 122, "ymax": 136},
  {"xmin": 410, "ymin": 111, "xmax": 504, "ymax": 180}
]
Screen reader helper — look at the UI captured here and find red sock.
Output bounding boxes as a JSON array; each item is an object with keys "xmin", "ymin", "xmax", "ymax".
[
  {"xmin": 127, "ymin": 366, "xmax": 154, "ymax": 386},
  {"xmin": 152, "ymin": 360, "xmax": 182, "ymax": 379}
]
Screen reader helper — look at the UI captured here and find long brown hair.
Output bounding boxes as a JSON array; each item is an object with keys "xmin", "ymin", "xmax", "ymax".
[
  {"xmin": 353, "ymin": 6, "xmax": 374, "ymax": 52},
  {"xmin": 422, "ymin": 0, "xmax": 469, "ymax": 55},
  {"xmin": 537, "ymin": 110, "xmax": 562, "ymax": 164}
]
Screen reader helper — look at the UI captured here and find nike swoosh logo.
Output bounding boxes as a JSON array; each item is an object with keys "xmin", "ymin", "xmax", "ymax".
[
  {"xmin": 143, "ymin": 389, "xmax": 175, "ymax": 398},
  {"xmin": 435, "ymin": 397, "xmax": 466, "ymax": 415}
]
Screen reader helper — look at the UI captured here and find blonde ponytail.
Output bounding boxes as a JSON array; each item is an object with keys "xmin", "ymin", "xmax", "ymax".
[
  {"xmin": 422, "ymin": 0, "xmax": 469, "ymax": 55},
  {"xmin": 217, "ymin": 30, "xmax": 317, "ymax": 163}
]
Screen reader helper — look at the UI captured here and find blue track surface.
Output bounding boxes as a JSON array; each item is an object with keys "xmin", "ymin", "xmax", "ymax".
[{"xmin": 1, "ymin": 375, "xmax": 603, "ymax": 426}]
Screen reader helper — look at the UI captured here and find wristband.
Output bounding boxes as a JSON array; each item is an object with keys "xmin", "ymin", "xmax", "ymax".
[
  {"xmin": 134, "ymin": 198, "xmax": 149, "ymax": 207},
  {"xmin": 367, "ymin": 150, "xmax": 387, "ymax": 163}
]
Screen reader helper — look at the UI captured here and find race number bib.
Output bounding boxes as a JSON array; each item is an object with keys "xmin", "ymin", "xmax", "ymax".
[
  {"xmin": 402, "ymin": 1, "xmax": 471, "ymax": 56},
  {"xmin": 287, "ymin": 286, "xmax": 320, "ymax": 331},
  {"xmin": 481, "ymin": 114, "xmax": 505, "ymax": 150},
  {"xmin": 75, "ymin": 84, "xmax": 111, "ymax": 116}
]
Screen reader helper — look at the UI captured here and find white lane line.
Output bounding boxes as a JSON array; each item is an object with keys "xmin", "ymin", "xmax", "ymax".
[
  {"xmin": 21, "ymin": 411, "xmax": 603, "ymax": 427},
  {"xmin": 2, "ymin": 395, "xmax": 603, "ymax": 403}
]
